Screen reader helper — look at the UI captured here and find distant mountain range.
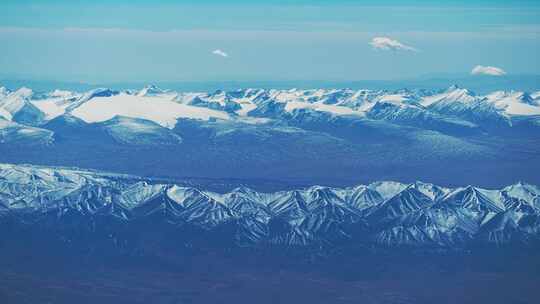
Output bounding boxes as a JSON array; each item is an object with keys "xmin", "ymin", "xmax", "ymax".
[
  {"xmin": 1, "ymin": 163, "xmax": 539, "ymax": 253},
  {"xmin": 1, "ymin": 83, "xmax": 539, "ymax": 188},
  {"xmin": 1, "ymin": 74, "xmax": 539, "ymax": 94},
  {"xmin": 2, "ymin": 83, "xmax": 539, "ymax": 139}
]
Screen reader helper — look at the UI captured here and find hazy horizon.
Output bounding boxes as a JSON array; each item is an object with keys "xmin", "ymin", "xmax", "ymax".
[
  {"xmin": 2, "ymin": 74, "xmax": 539, "ymax": 95},
  {"xmin": 1, "ymin": 0, "xmax": 539, "ymax": 82}
]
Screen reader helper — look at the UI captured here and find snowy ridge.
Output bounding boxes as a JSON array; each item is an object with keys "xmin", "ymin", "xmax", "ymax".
[{"xmin": 1, "ymin": 163, "xmax": 539, "ymax": 248}]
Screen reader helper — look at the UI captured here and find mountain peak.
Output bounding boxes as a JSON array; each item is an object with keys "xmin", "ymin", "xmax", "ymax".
[
  {"xmin": 13, "ymin": 87, "xmax": 33, "ymax": 98},
  {"xmin": 517, "ymin": 92, "xmax": 536, "ymax": 105},
  {"xmin": 137, "ymin": 84, "xmax": 168, "ymax": 97},
  {"xmin": 0, "ymin": 86, "xmax": 9, "ymax": 98},
  {"xmin": 84, "ymin": 88, "xmax": 118, "ymax": 100},
  {"xmin": 445, "ymin": 84, "xmax": 460, "ymax": 92},
  {"xmin": 65, "ymin": 88, "xmax": 119, "ymax": 112}
]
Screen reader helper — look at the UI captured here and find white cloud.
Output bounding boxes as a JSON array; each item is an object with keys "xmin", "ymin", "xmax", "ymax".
[
  {"xmin": 212, "ymin": 49, "xmax": 228, "ymax": 58},
  {"xmin": 369, "ymin": 37, "xmax": 418, "ymax": 52},
  {"xmin": 471, "ymin": 65, "xmax": 506, "ymax": 76}
]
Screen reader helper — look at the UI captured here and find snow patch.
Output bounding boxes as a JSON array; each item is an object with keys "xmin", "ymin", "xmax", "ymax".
[
  {"xmin": 485, "ymin": 91, "xmax": 540, "ymax": 116},
  {"xmin": 71, "ymin": 93, "xmax": 230, "ymax": 129}
]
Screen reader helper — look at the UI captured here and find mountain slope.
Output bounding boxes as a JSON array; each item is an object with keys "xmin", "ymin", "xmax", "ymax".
[
  {"xmin": 0, "ymin": 87, "xmax": 46, "ymax": 125},
  {"xmin": 0, "ymin": 118, "xmax": 53, "ymax": 145}
]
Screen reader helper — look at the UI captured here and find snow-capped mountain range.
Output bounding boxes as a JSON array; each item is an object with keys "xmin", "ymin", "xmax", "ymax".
[
  {"xmin": 1, "ymin": 83, "xmax": 539, "ymax": 188},
  {"xmin": 1, "ymin": 84, "xmax": 539, "ymax": 139},
  {"xmin": 1, "ymin": 163, "xmax": 539, "ymax": 250}
]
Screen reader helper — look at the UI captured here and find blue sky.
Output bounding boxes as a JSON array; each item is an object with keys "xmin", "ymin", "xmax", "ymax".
[{"xmin": 0, "ymin": 0, "xmax": 539, "ymax": 82}]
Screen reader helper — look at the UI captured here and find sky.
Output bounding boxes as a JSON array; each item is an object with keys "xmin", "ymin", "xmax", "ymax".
[{"xmin": 0, "ymin": 0, "xmax": 539, "ymax": 83}]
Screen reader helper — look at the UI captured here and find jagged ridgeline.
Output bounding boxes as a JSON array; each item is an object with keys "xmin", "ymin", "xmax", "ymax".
[{"xmin": 1, "ymin": 163, "xmax": 539, "ymax": 255}]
